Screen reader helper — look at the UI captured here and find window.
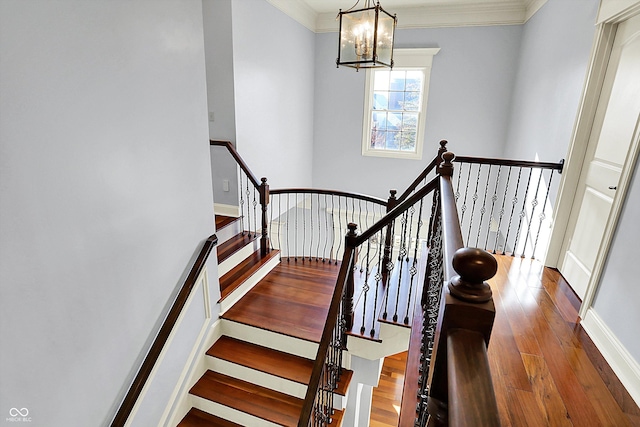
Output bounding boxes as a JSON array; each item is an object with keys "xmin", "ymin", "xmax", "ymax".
[{"xmin": 362, "ymin": 48, "xmax": 439, "ymax": 159}]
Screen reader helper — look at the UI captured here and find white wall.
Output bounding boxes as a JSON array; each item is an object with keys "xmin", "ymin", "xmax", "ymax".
[
  {"xmin": 0, "ymin": 1, "xmax": 214, "ymax": 425},
  {"xmin": 504, "ymin": 0, "xmax": 599, "ymax": 162},
  {"xmin": 230, "ymin": 0, "xmax": 316, "ymax": 189},
  {"xmin": 312, "ymin": 25, "xmax": 523, "ymax": 199}
]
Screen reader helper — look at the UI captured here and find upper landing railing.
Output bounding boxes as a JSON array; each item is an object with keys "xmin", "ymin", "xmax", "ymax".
[{"xmin": 210, "ymin": 139, "xmax": 564, "ymax": 426}]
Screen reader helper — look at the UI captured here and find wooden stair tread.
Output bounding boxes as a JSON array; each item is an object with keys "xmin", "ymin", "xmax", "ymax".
[
  {"xmin": 218, "ymin": 249, "xmax": 280, "ymax": 301},
  {"xmin": 177, "ymin": 408, "xmax": 242, "ymax": 427},
  {"xmin": 216, "ymin": 231, "xmax": 258, "ymax": 264},
  {"xmin": 207, "ymin": 336, "xmax": 313, "ymax": 385},
  {"xmin": 215, "ymin": 215, "xmax": 241, "ymax": 231},
  {"xmin": 190, "ymin": 370, "xmax": 303, "ymax": 427}
]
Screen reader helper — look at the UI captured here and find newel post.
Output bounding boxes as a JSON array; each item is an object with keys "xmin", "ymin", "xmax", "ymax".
[
  {"xmin": 259, "ymin": 177, "xmax": 270, "ymax": 256},
  {"xmin": 382, "ymin": 189, "xmax": 397, "ymax": 279},
  {"xmin": 426, "ymin": 247, "xmax": 497, "ymax": 427},
  {"xmin": 343, "ymin": 223, "xmax": 358, "ymax": 340},
  {"xmin": 436, "ymin": 140, "xmax": 448, "ymax": 169}
]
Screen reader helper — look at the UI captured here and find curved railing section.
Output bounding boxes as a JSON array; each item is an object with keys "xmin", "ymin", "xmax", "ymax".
[
  {"xmin": 110, "ymin": 234, "xmax": 218, "ymax": 427},
  {"xmin": 268, "ymin": 188, "xmax": 387, "ymax": 264}
]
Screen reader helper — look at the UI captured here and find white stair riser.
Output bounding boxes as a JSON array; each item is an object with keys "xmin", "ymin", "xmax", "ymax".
[
  {"xmin": 218, "ymin": 239, "xmax": 259, "ymax": 277},
  {"xmin": 189, "ymin": 394, "xmax": 279, "ymax": 427},
  {"xmin": 219, "ymin": 254, "xmax": 280, "ymax": 314},
  {"xmin": 220, "ymin": 319, "xmax": 318, "ymax": 360},
  {"xmin": 205, "ymin": 356, "xmax": 308, "ymax": 399}
]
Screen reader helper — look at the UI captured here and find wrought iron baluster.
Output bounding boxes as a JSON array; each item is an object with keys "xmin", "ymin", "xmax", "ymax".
[
  {"xmin": 252, "ymin": 187, "xmax": 258, "ymax": 237},
  {"xmin": 466, "ymin": 163, "xmax": 482, "ymax": 244},
  {"xmin": 460, "ymin": 162, "xmax": 473, "ymax": 223},
  {"xmin": 511, "ymin": 168, "xmax": 533, "ymax": 257},
  {"xmin": 239, "ymin": 173, "xmax": 246, "ymax": 234},
  {"xmin": 295, "ymin": 193, "xmax": 299, "ymax": 262},
  {"xmin": 246, "ymin": 175, "xmax": 251, "ymax": 236},
  {"xmin": 502, "ymin": 167, "xmax": 523, "ymax": 255},
  {"xmin": 532, "ymin": 170, "xmax": 556, "ymax": 259},
  {"xmin": 371, "ymin": 229, "xmax": 384, "ymax": 337},
  {"xmin": 484, "ymin": 165, "xmax": 502, "ymax": 251},
  {"xmin": 269, "ymin": 196, "xmax": 274, "ymax": 251},
  {"xmin": 382, "ymin": 218, "xmax": 395, "ymax": 320},
  {"xmin": 330, "ymin": 196, "xmax": 336, "ymax": 264},
  {"xmin": 475, "ymin": 164, "xmax": 493, "ymax": 247},
  {"xmin": 521, "ymin": 169, "xmax": 544, "ymax": 258},
  {"xmin": 286, "ymin": 193, "xmax": 290, "ymax": 261},
  {"xmin": 405, "ymin": 198, "xmax": 424, "ymax": 325},
  {"xmin": 361, "ymin": 239, "xmax": 372, "ymax": 334},
  {"xmin": 493, "ymin": 166, "xmax": 512, "ymax": 254}
]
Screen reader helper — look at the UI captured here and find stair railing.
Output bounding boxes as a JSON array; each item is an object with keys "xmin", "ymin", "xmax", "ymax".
[
  {"xmin": 267, "ymin": 188, "xmax": 387, "ymax": 264},
  {"xmin": 110, "ymin": 234, "xmax": 218, "ymax": 427},
  {"xmin": 210, "ymin": 140, "xmax": 270, "ymax": 255}
]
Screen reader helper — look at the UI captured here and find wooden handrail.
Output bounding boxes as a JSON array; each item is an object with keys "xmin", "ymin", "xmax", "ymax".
[
  {"xmin": 210, "ymin": 140, "xmax": 261, "ymax": 189},
  {"xmin": 110, "ymin": 234, "xmax": 218, "ymax": 427},
  {"xmin": 455, "ymin": 155, "xmax": 564, "ymax": 172},
  {"xmin": 355, "ymin": 176, "xmax": 439, "ymax": 245},
  {"xmin": 396, "ymin": 139, "xmax": 449, "ymax": 203},
  {"xmin": 270, "ymin": 187, "xmax": 387, "ymax": 207},
  {"xmin": 447, "ymin": 328, "xmax": 500, "ymax": 427},
  {"xmin": 298, "ymin": 243, "xmax": 355, "ymax": 427}
]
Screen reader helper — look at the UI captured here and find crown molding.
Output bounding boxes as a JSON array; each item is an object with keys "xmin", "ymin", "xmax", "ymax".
[
  {"xmin": 266, "ymin": 0, "xmax": 318, "ymax": 32},
  {"xmin": 268, "ymin": 0, "xmax": 548, "ymax": 33},
  {"xmin": 524, "ymin": 0, "xmax": 548, "ymax": 22},
  {"xmin": 315, "ymin": 2, "xmax": 529, "ymax": 33}
]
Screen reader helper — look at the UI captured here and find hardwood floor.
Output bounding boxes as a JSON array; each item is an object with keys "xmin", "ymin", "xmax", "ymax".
[
  {"xmin": 370, "ymin": 351, "xmax": 407, "ymax": 427},
  {"xmin": 373, "ymin": 255, "xmax": 640, "ymax": 426}
]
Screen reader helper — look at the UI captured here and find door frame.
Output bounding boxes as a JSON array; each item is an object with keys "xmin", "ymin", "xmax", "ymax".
[{"xmin": 545, "ymin": 0, "xmax": 640, "ymax": 318}]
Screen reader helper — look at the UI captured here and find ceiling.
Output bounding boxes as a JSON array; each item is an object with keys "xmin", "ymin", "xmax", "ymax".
[{"xmin": 266, "ymin": 0, "xmax": 548, "ymax": 32}]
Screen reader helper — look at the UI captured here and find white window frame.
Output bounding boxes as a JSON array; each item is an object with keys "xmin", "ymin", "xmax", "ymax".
[{"xmin": 361, "ymin": 48, "xmax": 440, "ymax": 160}]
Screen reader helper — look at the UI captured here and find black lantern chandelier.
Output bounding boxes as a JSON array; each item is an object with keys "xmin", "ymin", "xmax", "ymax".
[{"xmin": 336, "ymin": 0, "xmax": 397, "ymax": 70}]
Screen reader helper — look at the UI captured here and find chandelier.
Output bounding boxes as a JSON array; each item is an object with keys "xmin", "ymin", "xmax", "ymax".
[{"xmin": 336, "ymin": 0, "xmax": 397, "ymax": 70}]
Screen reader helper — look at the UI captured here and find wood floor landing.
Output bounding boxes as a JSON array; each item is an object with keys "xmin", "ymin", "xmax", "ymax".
[
  {"xmin": 221, "ymin": 259, "xmax": 341, "ymax": 343},
  {"xmin": 387, "ymin": 254, "xmax": 640, "ymax": 427}
]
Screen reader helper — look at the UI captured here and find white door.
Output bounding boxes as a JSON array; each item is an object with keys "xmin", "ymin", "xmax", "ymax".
[{"xmin": 560, "ymin": 13, "xmax": 640, "ymax": 299}]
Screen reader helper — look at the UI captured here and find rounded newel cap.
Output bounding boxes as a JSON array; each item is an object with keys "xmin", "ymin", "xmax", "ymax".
[
  {"xmin": 261, "ymin": 177, "xmax": 267, "ymax": 183},
  {"xmin": 448, "ymin": 247, "xmax": 497, "ymax": 303},
  {"xmin": 389, "ymin": 189, "xmax": 397, "ymax": 197},
  {"xmin": 347, "ymin": 223, "xmax": 358, "ymax": 232},
  {"xmin": 439, "ymin": 140, "xmax": 448, "ymax": 149},
  {"xmin": 442, "ymin": 151, "xmax": 455, "ymax": 163}
]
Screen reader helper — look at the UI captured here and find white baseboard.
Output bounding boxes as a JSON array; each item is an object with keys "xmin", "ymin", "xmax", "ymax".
[
  {"xmin": 214, "ymin": 203, "xmax": 240, "ymax": 217},
  {"xmin": 581, "ymin": 308, "xmax": 640, "ymax": 407}
]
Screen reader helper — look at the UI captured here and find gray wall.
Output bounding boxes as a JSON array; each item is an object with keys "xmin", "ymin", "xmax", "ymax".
[
  {"xmin": 504, "ymin": 0, "xmax": 600, "ymax": 162},
  {"xmin": 203, "ymin": 0, "xmax": 240, "ymax": 207},
  {"xmin": 230, "ymin": 0, "xmax": 316, "ymax": 189},
  {"xmin": 312, "ymin": 25, "xmax": 523, "ymax": 199},
  {"xmin": 593, "ymin": 156, "xmax": 640, "ymax": 365},
  {"xmin": 0, "ymin": 1, "xmax": 214, "ymax": 425}
]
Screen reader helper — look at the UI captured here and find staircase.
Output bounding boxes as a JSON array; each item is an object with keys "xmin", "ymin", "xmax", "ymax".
[{"xmin": 176, "ymin": 216, "xmax": 352, "ymax": 426}]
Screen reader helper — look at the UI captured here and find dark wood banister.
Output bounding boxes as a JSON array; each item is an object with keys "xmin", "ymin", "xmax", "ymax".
[
  {"xmin": 298, "ymin": 241, "xmax": 356, "ymax": 427},
  {"xmin": 424, "ymin": 151, "xmax": 500, "ymax": 426},
  {"xmin": 111, "ymin": 234, "xmax": 218, "ymax": 427},
  {"xmin": 455, "ymin": 155, "xmax": 564, "ymax": 171},
  {"xmin": 356, "ymin": 176, "xmax": 439, "ymax": 245},
  {"xmin": 270, "ymin": 187, "xmax": 387, "ymax": 207},
  {"xmin": 210, "ymin": 140, "xmax": 261, "ymax": 189}
]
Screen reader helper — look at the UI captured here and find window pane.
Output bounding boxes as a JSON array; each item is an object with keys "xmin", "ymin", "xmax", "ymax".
[
  {"xmin": 372, "ymin": 111, "xmax": 387, "ymax": 130},
  {"xmin": 389, "ymin": 91, "xmax": 404, "ymax": 110},
  {"xmin": 389, "ymin": 71, "xmax": 405, "ymax": 91},
  {"xmin": 405, "ymin": 71, "xmax": 423, "ymax": 90},
  {"xmin": 399, "ymin": 132, "xmax": 417, "ymax": 151},
  {"xmin": 371, "ymin": 129, "xmax": 386, "ymax": 149},
  {"xmin": 374, "ymin": 71, "xmax": 390, "ymax": 91},
  {"xmin": 373, "ymin": 91, "xmax": 388, "ymax": 110},
  {"xmin": 402, "ymin": 113, "xmax": 418, "ymax": 131},
  {"xmin": 387, "ymin": 112, "xmax": 402, "ymax": 131},
  {"xmin": 386, "ymin": 131, "xmax": 400, "ymax": 150},
  {"xmin": 404, "ymin": 91, "xmax": 420, "ymax": 111}
]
